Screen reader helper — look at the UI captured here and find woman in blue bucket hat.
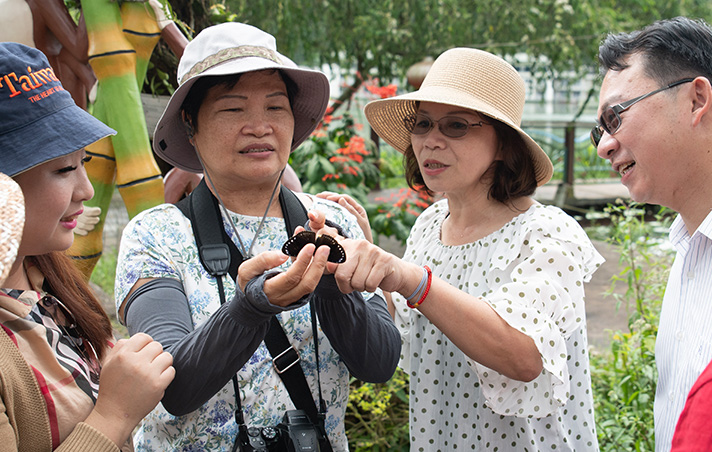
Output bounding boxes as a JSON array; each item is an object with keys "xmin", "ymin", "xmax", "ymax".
[
  {"xmin": 114, "ymin": 22, "xmax": 399, "ymax": 451},
  {"xmin": 0, "ymin": 42, "xmax": 175, "ymax": 451}
]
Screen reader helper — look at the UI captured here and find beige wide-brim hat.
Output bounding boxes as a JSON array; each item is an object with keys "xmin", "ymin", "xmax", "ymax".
[
  {"xmin": 153, "ymin": 22, "xmax": 330, "ymax": 173},
  {"xmin": 0, "ymin": 173, "xmax": 24, "ymax": 286},
  {"xmin": 365, "ymin": 47, "xmax": 553, "ymax": 186}
]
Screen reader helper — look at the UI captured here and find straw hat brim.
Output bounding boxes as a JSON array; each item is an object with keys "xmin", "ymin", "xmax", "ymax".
[
  {"xmin": 364, "ymin": 87, "xmax": 554, "ymax": 186},
  {"xmin": 0, "ymin": 174, "xmax": 24, "ymax": 286}
]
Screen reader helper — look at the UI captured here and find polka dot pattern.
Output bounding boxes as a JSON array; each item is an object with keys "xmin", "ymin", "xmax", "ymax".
[{"xmin": 394, "ymin": 200, "xmax": 603, "ymax": 451}]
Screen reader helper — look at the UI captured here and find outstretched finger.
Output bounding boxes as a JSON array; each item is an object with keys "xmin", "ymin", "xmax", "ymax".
[{"xmin": 307, "ymin": 209, "xmax": 327, "ymax": 233}]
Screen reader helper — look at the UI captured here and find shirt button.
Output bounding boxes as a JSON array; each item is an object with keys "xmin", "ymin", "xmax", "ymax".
[
  {"xmin": 676, "ymin": 330, "xmax": 684, "ymax": 340},
  {"xmin": 687, "ymin": 271, "xmax": 695, "ymax": 279}
]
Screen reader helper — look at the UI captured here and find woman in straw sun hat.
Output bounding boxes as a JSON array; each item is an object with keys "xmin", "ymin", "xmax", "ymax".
[
  {"xmin": 0, "ymin": 42, "xmax": 174, "ymax": 451},
  {"xmin": 318, "ymin": 47, "xmax": 604, "ymax": 450},
  {"xmin": 114, "ymin": 22, "xmax": 399, "ymax": 451}
]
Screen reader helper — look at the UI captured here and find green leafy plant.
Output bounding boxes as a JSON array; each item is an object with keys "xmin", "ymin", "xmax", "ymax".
[
  {"xmin": 290, "ymin": 112, "xmax": 382, "ymax": 204},
  {"xmin": 346, "ymin": 368, "xmax": 410, "ymax": 451},
  {"xmin": 90, "ymin": 246, "xmax": 118, "ymax": 300},
  {"xmin": 367, "ymin": 187, "xmax": 433, "ymax": 245},
  {"xmin": 591, "ymin": 202, "xmax": 674, "ymax": 451}
]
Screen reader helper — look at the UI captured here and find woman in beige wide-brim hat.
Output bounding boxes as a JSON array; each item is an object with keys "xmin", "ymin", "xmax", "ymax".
[{"xmin": 321, "ymin": 47, "xmax": 605, "ymax": 450}]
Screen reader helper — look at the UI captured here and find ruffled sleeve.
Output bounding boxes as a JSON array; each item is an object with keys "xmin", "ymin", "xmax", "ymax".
[
  {"xmin": 394, "ymin": 202, "xmax": 603, "ymax": 417},
  {"xmin": 469, "ymin": 205, "xmax": 603, "ymax": 416}
]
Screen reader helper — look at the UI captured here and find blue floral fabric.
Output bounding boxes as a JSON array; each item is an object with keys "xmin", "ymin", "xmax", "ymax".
[{"xmin": 115, "ymin": 194, "xmax": 364, "ymax": 451}]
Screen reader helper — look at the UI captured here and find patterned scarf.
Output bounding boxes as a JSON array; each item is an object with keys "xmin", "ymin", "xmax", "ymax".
[{"xmin": 0, "ymin": 264, "xmax": 108, "ymax": 449}]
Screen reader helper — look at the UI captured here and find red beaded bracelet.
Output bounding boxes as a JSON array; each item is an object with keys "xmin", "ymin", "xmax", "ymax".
[{"xmin": 407, "ymin": 265, "xmax": 432, "ymax": 309}]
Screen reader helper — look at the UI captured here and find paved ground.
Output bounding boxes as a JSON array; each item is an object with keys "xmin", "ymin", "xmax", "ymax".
[{"xmin": 101, "ymin": 183, "xmax": 634, "ymax": 350}]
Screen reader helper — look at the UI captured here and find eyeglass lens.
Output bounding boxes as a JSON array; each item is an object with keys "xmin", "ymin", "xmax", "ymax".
[
  {"xmin": 405, "ymin": 114, "xmax": 477, "ymax": 138},
  {"xmin": 590, "ymin": 78, "xmax": 695, "ymax": 147}
]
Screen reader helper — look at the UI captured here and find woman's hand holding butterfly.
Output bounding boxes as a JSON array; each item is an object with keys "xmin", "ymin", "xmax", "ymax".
[
  {"xmin": 326, "ymin": 239, "xmax": 416, "ymax": 296},
  {"xmin": 237, "ymin": 245, "xmax": 331, "ymax": 307},
  {"xmin": 293, "ymin": 210, "xmax": 421, "ymax": 296}
]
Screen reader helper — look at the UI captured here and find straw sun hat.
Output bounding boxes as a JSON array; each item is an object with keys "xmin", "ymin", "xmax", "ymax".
[
  {"xmin": 0, "ymin": 173, "xmax": 24, "ymax": 286},
  {"xmin": 364, "ymin": 47, "xmax": 554, "ymax": 186},
  {"xmin": 153, "ymin": 22, "xmax": 330, "ymax": 173}
]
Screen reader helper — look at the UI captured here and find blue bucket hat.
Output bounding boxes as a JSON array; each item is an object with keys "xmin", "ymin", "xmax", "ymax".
[{"xmin": 0, "ymin": 42, "xmax": 116, "ymax": 176}]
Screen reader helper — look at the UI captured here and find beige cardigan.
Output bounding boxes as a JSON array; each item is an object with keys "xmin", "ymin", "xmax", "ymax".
[{"xmin": 0, "ymin": 329, "xmax": 120, "ymax": 452}]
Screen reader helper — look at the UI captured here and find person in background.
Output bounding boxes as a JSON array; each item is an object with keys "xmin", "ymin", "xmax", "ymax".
[
  {"xmin": 0, "ymin": 42, "xmax": 174, "ymax": 452},
  {"xmin": 593, "ymin": 16, "xmax": 712, "ymax": 451},
  {"xmin": 320, "ymin": 47, "xmax": 604, "ymax": 451},
  {"xmin": 114, "ymin": 22, "xmax": 399, "ymax": 451}
]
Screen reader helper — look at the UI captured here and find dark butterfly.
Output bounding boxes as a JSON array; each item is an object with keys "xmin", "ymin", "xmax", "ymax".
[{"xmin": 281, "ymin": 231, "xmax": 346, "ymax": 263}]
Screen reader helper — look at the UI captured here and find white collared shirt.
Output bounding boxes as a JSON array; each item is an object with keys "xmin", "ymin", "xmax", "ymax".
[{"xmin": 655, "ymin": 211, "xmax": 712, "ymax": 451}]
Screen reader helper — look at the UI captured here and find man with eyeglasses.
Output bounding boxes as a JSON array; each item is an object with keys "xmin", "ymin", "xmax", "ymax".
[{"xmin": 594, "ymin": 16, "xmax": 712, "ymax": 451}]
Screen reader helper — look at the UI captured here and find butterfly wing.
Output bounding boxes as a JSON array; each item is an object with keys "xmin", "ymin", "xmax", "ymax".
[
  {"xmin": 282, "ymin": 230, "xmax": 316, "ymax": 257},
  {"xmin": 315, "ymin": 234, "xmax": 346, "ymax": 264},
  {"xmin": 281, "ymin": 231, "xmax": 346, "ymax": 263}
]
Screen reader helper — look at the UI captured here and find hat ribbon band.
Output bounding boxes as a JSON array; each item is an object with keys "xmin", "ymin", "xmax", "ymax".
[{"xmin": 182, "ymin": 45, "xmax": 283, "ymax": 83}]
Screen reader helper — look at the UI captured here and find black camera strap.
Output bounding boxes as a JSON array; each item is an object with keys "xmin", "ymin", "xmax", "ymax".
[{"xmin": 176, "ymin": 180, "xmax": 330, "ymax": 446}]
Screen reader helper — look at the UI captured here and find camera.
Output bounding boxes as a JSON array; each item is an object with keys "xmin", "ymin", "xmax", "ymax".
[{"xmin": 235, "ymin": 409, "xmax": 327, "ymax": 451}]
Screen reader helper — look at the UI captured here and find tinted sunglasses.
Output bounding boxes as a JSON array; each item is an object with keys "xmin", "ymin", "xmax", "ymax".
[
  {"xmin": 404, "ymin": 113, "xmax": 485, "ymax": 138},
  {"xmin": 590, "ymin": 78, "xmax": 694, "ymax": 147}
]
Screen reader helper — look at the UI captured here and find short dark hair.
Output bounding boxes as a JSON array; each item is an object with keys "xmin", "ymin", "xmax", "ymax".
[
  {"xmin": 599, "ymin": 16, "xmax": 712, "ymax": 85},
  {"xmin": 181, "ymin": 70, "xmax": 298, "ymax": 133},
  {"xmin": 403, "ymin": 116, "xmax": 537, "ymax": 202}
]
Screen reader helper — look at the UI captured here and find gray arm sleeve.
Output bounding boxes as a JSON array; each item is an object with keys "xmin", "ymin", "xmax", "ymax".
[
  {"xmin": 311, "ymin": 275, "xmax": 400, "ymax": 383},
  {"xmin": 123, "ymin": 274, "xmax": 306, "ymax": 416}
]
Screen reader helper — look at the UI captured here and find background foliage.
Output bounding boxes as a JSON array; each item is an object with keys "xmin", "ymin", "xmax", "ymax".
[
  {"xmin": 590, "ymin": 203, "xmax": 673, "ymax": 451},
  {"xmin": 144, "ymin": 1, "xmax": 712, "ymax": 111},
  {"xmin": 76, "ymin": 1, "xmax": 700, "ymax": 449}
]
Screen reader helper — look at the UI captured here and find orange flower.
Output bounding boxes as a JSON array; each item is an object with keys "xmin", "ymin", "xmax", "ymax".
[{"xmin": 366, "ymin": 83, "xmax": 398, "ymax": 99}]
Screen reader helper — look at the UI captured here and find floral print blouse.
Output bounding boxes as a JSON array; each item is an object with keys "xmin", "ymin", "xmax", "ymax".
[{"xmin": 115, "ymin": 194, "xmax": 367, "ymax": 451}]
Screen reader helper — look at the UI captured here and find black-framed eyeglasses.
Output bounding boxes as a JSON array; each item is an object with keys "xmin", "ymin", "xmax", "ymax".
[
  {"xmin": 404, "ymin": 113, "xmax": 485, "ymax": 138},
  {"xmin": 590, "ymin": 78, "xmax": 695, "ymax": 147}
]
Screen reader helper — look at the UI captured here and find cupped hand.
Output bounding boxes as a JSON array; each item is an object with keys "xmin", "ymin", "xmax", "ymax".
[
  {"xmin": 237, "ymin": 245, "xmax": 331, "ymax": 307},
  {"xmin": 75, "ymin": 206, "xmax": 101, "ymax": 236},
  {"xmin": 86, "ymin": 333, "xmax": 174, "ymax": 445},
  {"xmin": 315, "ymin": 192, "xmax": 373, "ymax": 243}
]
